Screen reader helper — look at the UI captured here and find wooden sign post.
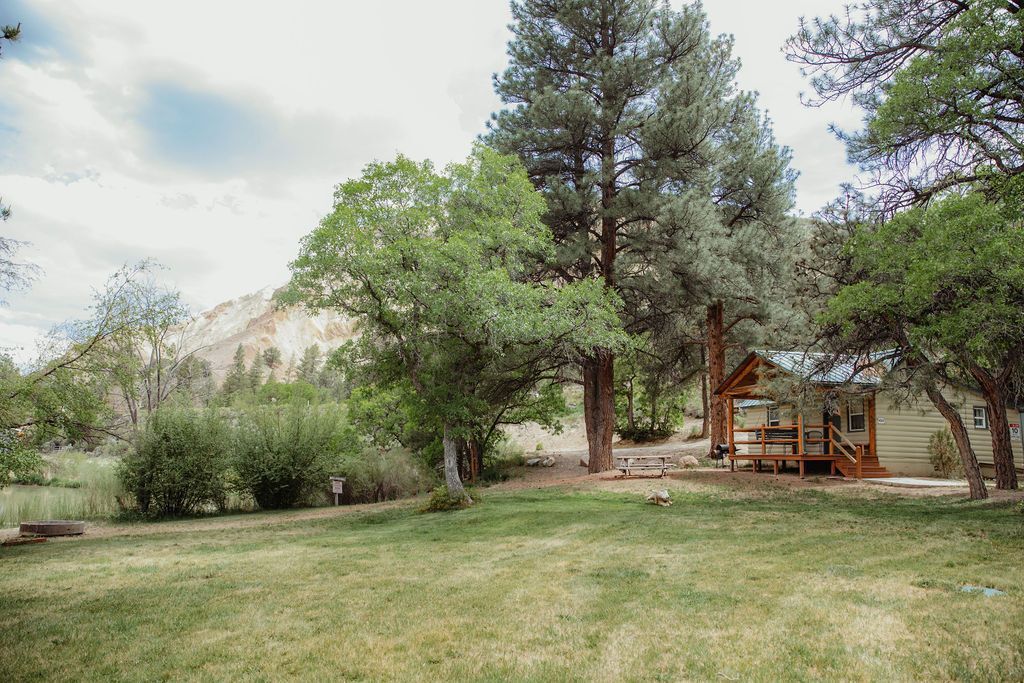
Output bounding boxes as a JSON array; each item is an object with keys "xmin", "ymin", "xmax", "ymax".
[{"xmin": 330, "ymin": 477, "xmax": 346, "ymax": 506}]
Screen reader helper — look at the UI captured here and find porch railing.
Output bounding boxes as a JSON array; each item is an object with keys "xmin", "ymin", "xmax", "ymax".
[{"xmin": 731, "ymin": 422, "xmax": 864, "ymax": 478}]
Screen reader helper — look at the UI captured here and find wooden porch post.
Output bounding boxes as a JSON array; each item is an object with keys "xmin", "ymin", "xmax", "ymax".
[
  {"xmin": 868, "ymin": 394, "xmax": 878, "ymax": 457},
  {"xmin": 797, "ymin": 413, "xmax": 804, "ymax": 455},
  {"xmin": 727, "ymin": 396, "xmax": 735, "ymax": 460}
]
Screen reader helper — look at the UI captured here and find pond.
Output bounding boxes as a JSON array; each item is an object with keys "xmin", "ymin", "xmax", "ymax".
[{"xmin": 0, "ymin": 484, "xmax": 117, "ymax": 528}]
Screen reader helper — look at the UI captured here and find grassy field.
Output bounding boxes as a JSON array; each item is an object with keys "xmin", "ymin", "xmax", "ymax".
[{"xmin": 1, "ymin": 481, "xmax": 1023, "ymax": 681}]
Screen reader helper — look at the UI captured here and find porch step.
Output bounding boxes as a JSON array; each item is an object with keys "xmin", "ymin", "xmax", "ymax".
[{"xmin": 834, "ymin": 453, "xmax": 894, "ymax": 479}]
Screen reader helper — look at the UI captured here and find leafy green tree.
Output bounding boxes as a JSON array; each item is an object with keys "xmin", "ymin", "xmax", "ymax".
[
  {"xmin": 822, "ymin": 188, "xmax": 1024, "ymax": 495},
  {"xmin": 489, "ymin": 0, "xmax": 794, "ymax": 469},
  {"xmin": 79, "ymin": 261, "xmax": 196, "ymax": 428},
  {"xmin": 290, "ymin": 147, "xmax": 624, "ymax": 502},
  {"xmin": 787, "ymin": 0, "xmax": 1024, "ymax": 209},
  {"xmin": 2, "ymin": 262, "xmax": 192, "ymax": 444}
]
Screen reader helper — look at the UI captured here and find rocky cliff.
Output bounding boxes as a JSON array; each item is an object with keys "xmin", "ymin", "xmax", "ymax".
[{"xmin": 183, "ymin": 286, "xmax": 357, "ymax": 381}]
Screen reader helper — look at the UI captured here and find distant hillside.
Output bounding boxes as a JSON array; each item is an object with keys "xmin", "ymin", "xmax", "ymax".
[{"xmin": 182, "ymin": 286, "xmax": 357, "ymax": 382}]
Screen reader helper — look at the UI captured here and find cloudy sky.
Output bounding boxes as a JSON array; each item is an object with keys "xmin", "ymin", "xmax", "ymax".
[{"xmin": 0, "ymin": 0, "xmax": 858, "ymax": 360}]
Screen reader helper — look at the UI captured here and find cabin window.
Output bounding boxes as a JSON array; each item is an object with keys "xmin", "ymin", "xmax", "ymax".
[
  {"xmin": 973, "ymin": 406, "xmax": 989, "ymax": 429},
  {"xmin": 767, "ymin": 405, "xmax": 780, "ymax": 427},
  {"xmin": 847, "ymin": 398, "xmax": 866, "ymax": 432}
]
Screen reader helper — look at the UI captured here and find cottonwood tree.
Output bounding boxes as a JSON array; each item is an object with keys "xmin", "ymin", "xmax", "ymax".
[
  {"xmin": 490, "ymin": 0, "xmax": 785, "ymax": 470},
  {"xmin": 787, "ymin": 0, "xmax": 1024, "ymax": 210},
  {"xmin": 289, "ymin": 148, "xmax": 624, "ymax": 502},
  {"xmin": 1, "ymin": 262, "xmax": 190, "ymax": 444},
  {"xmin": 73, "ymin": 262, "xmax": 206, "ymax": 429}
]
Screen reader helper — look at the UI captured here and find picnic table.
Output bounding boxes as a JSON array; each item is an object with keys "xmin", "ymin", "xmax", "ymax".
[{"xmin": 614, "ymin": 453, "xmax": 677, "ymax": 478}]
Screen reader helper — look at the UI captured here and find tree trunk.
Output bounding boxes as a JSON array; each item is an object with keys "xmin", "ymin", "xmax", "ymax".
[
  {"xmin": 442, "ymin": 425, "xmax": 471, "ymax": 503},
  {"xmin": 583, "ymin": 351, "xmax": 615, "ymax": 473},
  {"xmin": 625, "ymin": 379, "xmax": 635, "ymax": 432},
  {"xmin": 969, "ymin": 366, "xmax": 1018, "ymax": 489},
  {"xmin": 924, "ymin": 385, "xmax": 988, "ymax": 500},
  {"xmin": 700, "ymin": 348, "xmax": 710, "ymax": 438},
  {"xmin": 706, "ymin": 301, "xmax": 727, "ymax": 456},
  {"xmin": 468, "ymin": 438, "xmax": 483, "ymax": 483}
]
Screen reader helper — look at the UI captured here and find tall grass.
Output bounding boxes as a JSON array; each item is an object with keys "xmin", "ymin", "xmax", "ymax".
[{"xmin": 0, "ymin": 451, "xmax": 122, "ymax": 527}]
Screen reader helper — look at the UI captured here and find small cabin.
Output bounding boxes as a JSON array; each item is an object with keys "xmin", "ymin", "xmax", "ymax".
[{"xmin": 716, "ymin": 350, "xmax": 1024, "ymax": 478}]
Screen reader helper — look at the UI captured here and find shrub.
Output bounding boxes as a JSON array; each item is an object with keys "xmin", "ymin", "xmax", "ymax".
[
  {"xmin": 118, "ymin": 406, "xmax": 231, "ymax": 517},
  {"xmin": 422, "ymin": 485, "xmax": 474, "ymax": 512},
  {"xmin": 233, "ymin": 403, "xmax": 355, "ymax": 509},
  {"xmin": 928, "ymin": 428, "xmax": 964, "ymax": 478},
  {"xmin": 339, "ymin": 447, "xmax": 434, "ymax": 504},
  {"xmin": 481, "ymin": 440, "xmax": 526, "ymax": 483}
]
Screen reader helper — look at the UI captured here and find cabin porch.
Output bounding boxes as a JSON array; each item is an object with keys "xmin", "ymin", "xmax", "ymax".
[{"xmin": 716, "ymin": 352, "xmax": 892, "ymax": 479}]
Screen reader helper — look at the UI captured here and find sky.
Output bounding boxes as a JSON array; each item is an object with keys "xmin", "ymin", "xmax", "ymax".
[{"xmin": 0, "ymin": 0, "xmax": 859, "ymax": 361}]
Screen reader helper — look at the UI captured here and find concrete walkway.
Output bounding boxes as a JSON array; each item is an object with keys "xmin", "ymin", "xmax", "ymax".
[{"xmin": 871, "ymin": 477, "xmax": 968, "ymax": 488}]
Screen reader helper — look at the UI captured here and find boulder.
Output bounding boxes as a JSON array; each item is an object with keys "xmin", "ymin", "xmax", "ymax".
[
  {"xmin": 679, "ymin": 455, "xmax": 701, "ymax": 469},
  {"xmin": 525, "ymin": 457, "xmax": 544, "ymax": 467},
  {"xmin": 579, "ymin": 457, "xmax": 589, "ymax": 468},
  {"xmin": 645, "ymin": 490, "xmax": 672, "ymax": 507},
  {"xmin": 541, "ymin": 456, "xmax": 557, "ymax": 467}
]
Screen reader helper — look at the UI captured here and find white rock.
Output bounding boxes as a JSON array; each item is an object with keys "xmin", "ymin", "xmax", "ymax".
[
  {"xmin": 541, "ymin": 456, "xmax": 557, "ymax": 467},
  {"xmin": 525, "ymin": 457, "xmax": 544, "ymax": 467}
]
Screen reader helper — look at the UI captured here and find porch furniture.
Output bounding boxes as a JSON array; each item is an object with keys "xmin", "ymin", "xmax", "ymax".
[{"xmin": 614, "ymin": 454, "xmax": 677, "ymax": 478}]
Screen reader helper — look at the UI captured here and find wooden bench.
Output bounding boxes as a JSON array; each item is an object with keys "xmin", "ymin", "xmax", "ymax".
[{"xmin": 614, "ymin": 454, "xmax": 677, "ymax": 478}]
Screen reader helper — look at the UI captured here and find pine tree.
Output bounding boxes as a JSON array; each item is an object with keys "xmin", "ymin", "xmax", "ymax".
[
  {"xmin": 297, "ymin": 345, "xmax": 321, "ymax": 386},
  {"xmin": 222, "ymin": 344, "xmax": 248, "ymax": 396},
  {"xmin": 262, "ymin": 346, "xmax": 282, "ymax": 370},
  {"xmin": 247, "ymin": 352, "xmax": 265, "ymax": 391},
  {"xmin": 490, "ymin": 1, "xmax": 794, "ymax": 469}
]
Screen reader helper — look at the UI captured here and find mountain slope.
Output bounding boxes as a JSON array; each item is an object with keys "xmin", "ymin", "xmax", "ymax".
[{"xmin": 184, "ymin": 286, "xmax": 357, "ymax": 381}]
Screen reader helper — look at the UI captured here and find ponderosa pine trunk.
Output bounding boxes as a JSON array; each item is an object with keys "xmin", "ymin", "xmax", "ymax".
[
  {"xmin": 923, "ymin": 385, "xmax": 988, "ymax": 499},
  {"xmin": 706, "ymin": 301, "xmax": 727, "ymax": 456},
  {"xmin": 581, "ymin": 67, "xmax": 619, "ymax": 474},
  {"xmin": 700, "ymin": 348, "xmax": 710, "ymax": 438},
  {"xmin": 584, "ymin": 351, "xmax": 615, "ymax": 473},
  {"xmin": 969, "ymin": 366, "xmax": 1018, "ymax": 490},
  {"xmin": 442, "ymin": 425, "xmax": 471, "ymax": 503}
]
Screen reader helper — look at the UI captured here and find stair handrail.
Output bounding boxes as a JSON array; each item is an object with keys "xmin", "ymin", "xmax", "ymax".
[{"xmin": 828, "ymin": 424, "xmax": 858, "ymax": 464}]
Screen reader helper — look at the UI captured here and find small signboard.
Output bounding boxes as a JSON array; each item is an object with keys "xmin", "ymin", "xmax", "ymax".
[
  {"xmin": 1010, "ymin": 423, "xmax": 1021, "ymax": 440},
  {"xmin": 329, "ymin": 476, "xmax": 346, "ymax": 505},
  {"xmin": 876, "ymin": 416, "xmax": 886, "ymax": 424}
]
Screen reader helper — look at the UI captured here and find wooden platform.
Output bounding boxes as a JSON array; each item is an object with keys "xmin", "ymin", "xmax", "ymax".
[{"xmin": 729, "ymin": 453, "xmax": 893, "ymax": 478}]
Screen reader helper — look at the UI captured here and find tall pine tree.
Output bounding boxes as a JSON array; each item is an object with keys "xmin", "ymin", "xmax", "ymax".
[{"xmin": 490, "ymin": 0, "xmax": 750, "ymax": 471}]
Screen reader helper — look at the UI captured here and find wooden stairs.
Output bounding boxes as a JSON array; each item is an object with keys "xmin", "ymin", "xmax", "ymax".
[{"xmin": 834, "ymin": 451, "xmax": 893, "ymax": 479}]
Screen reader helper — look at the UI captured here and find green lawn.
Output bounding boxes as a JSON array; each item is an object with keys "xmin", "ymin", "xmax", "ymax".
[{"xmin": 1, "ymin": 484, "xmax": 1023, "ymax": 681}]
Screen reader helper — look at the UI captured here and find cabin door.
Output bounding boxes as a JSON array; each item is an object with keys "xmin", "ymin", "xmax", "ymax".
[{"xmin": 822, "ymin": 410, "xmax": 841, "ymax": 454}]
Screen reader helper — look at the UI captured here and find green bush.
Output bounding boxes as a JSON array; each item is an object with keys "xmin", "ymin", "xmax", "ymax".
[
  {"xmin": 928, "ymin": 428, "xmax": 964, "ymax": 478},
  {"xmin": 118, "ymin": 406, "xmax": 231, "ymax": 517},
  {"xmin": 422, "ymin": 485, "xmax": 474, "ymax": 512},
  {"xmin": 481, "ymin": 440, "xmax": 526, "ymax": 483},
  {"xmin": 232, "ymin": 403, "xmax": 355, "ymax": 509},
  {"xmin": 339, "ymin": 447, "xmax": 434, "ymax": 504}
]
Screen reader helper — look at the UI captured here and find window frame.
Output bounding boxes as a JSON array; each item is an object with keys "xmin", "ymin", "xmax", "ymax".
[
  {"xmin": 847, "ymin": 398, "xmax": 867, "ymax": 433},
  {"xmin": 766, "ymin": 404, "xmax": 781, "ymax": 427},
  {"xmin": 973, "ymin": 406, "xmax": 989, "ymax": 430}
]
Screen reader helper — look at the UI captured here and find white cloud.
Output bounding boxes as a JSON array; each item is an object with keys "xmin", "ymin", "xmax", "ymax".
[{"xmin": 0, "ymin": 0, "xmax": 856, "ymax": 363}]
